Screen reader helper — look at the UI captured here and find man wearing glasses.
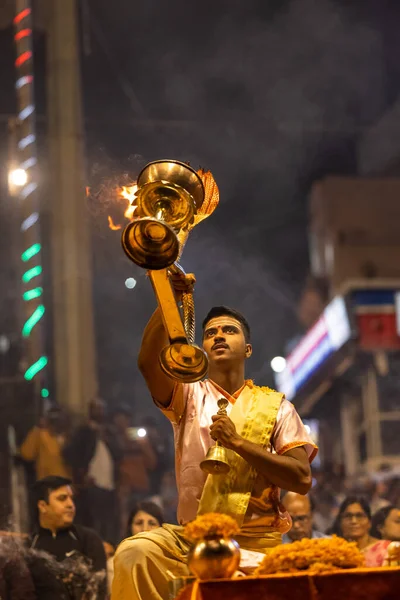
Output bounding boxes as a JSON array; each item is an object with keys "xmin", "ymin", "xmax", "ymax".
[{"xmin": 281, "ymin": 492, "xmax": 329, "ymax": 543}]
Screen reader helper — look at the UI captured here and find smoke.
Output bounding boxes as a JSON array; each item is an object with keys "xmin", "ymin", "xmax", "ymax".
[
  {"xmin": 161, "ymin": 0, "xmax": 383, "ymax": 123},
  {"xmin": 82, "ymin": 0, "xmax": 388, "ymax": 409},
  {"xmin": 0, "ymin": 534, "xmax": 106, "ymax": 600},
  {"xmin": 87, "ymin": 0, "xmax": 385, "ymax": 225}
]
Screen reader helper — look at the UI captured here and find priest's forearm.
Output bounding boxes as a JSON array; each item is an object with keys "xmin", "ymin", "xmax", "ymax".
[
  {"xmin": 230, "ymin": 437, "xmax": 311, "ymax": 494},
  {"xmin": 138, "ymin": 308, "xmax": 174, "ymax": 406}
]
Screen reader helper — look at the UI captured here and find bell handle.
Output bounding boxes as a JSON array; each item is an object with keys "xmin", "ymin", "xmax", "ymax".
[{"xmin": 149, "ymin": 269, "xmax": 188, "ymax": 345}]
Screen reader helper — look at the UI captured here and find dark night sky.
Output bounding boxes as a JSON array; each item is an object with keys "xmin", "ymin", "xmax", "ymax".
[{"xmin": 2, "ymin": 0, "xmax": 400, "ymax": 422}]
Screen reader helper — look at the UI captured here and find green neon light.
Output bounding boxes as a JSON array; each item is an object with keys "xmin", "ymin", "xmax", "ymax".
[
  {"xmin": 24, "ymin": 356, "xmax": 48, "ymax": 381},
  {"xmin": 22, "ymin": 265, "xmax": 42, "ymax": 283},
  {"xmin": 23, "ymin": 287, "xmax": 43, "ymax": 301},
  {"xmin": 21, "ymin": 243, "xmax": 41, "ymax": 262},
  {"xmin": 22, "ymin": 305, "xmax": 45, "ymax": 337},
  {"xmin": 41, "ymin": 388, "xmax": 50, "ymax": 398}
]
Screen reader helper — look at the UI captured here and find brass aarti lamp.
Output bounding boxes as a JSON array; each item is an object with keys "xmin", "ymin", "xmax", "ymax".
[{"xmin": 121, "ymin": 159, "xmax": 219, "ymax": 383}]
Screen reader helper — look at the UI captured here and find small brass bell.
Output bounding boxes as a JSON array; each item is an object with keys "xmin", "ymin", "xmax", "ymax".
[{"xmin": 200, "ymin": 398, "xmax": 231, "ymax": 475}]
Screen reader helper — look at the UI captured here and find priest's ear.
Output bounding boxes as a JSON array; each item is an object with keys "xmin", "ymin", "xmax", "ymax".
[{"xmin": 245, "ymin": 343, "xmax": 252, "ymax": 358}]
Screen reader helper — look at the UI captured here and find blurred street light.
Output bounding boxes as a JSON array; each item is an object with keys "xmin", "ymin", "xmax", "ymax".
[
  {"xmin": 270, "ymin": 356, "xmax": 286, "ymax": 373},
  {"xmin": 125, "ymin": 277, "xmax": 137, "ymax": 289},
  {"xmin": 0, "ymin": 335, "xmax": 11, "ymax": 354},
  {"xmin": 8, "ymin": 167, "xmax": 28, "ymax": 188}
]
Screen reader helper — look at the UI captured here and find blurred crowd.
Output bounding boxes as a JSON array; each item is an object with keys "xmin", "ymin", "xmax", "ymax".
[
  {"xmin": 19, "ymin": 398, "xmax": 178, "ymax": 542},
  {"xmin": 0, "ymin": 402, "xmax": 399, "ymax": 599},
  {"xmin": 0, "ymin": 399, "xmax": 178, "ymax": 599},
  {"xmin": 309, "ymin": 464, "xmax": 400, "ymax": 536},
  {"xmin": 282, "ymin": 464, "xmax": 400, "ymax": 568}
]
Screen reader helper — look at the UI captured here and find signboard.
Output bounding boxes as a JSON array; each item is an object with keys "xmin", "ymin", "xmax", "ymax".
[
  {"xmin": 396, "ymin": 292, "xmax": 400, "ymax": 336},
  {"xmin": 276, "ymin": 296, "xmax": 351, "ymax": 401},
  {"xmin": 353, "ymin": 289, "xmax": 400, "ymax": 350}
]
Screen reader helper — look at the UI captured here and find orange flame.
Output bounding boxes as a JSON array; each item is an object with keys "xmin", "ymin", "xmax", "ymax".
[
  {"xmin": 108, "ymin": 215, "xmax": 122, "ymax": 231},
  {"xmin": 121, "ymin": 184, "xmax": 138, "ymax": 220},
  {"xmin": 107, "ymin": 183, "xmax": 138, "ymax": 231}
]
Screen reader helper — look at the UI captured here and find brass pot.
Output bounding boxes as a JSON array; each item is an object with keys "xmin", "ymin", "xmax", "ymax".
[
  {"xmin": 187, "ymin": 535, "xmax": 240, "ymax": 580},
  {"xmin": 387, "ymin": 541, "xmax": 400, "ymax": 566}
]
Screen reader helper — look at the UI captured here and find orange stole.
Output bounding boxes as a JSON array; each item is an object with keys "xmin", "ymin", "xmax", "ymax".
[{"xmin": 197, "ymin": 384, "xmax": 282, "ymax": 529}]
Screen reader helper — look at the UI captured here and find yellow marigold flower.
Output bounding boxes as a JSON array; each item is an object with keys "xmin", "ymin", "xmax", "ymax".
[{"xmin": 184, "ymin": 513, "xmax": 240, "ymax": 542}]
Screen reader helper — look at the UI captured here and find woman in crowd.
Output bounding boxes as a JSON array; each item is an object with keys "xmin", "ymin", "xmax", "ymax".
[
  {"xmin": 333, "ymin": 496, "xmax": 394, "ymax": 567},
  {"xmin": 125, "ymin": 501, "xmax": 165, "ymax": 538},
  {"xmin": 371, "ymin": 505, "xmax": 400, "ymax": 542},
  {"xmin": 333, "ymin": 496, "xmax": 377, "ymax": 549}
]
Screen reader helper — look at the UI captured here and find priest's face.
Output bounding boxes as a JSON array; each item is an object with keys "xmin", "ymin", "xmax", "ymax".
[{"xmin": 203, "ymin": 316, "xmax": 252, "ymax": 367}]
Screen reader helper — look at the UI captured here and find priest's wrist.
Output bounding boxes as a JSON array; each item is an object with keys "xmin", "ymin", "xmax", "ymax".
[{"xmin": 228, "ymin": 434, "xmax": 244, "ymax": 452}]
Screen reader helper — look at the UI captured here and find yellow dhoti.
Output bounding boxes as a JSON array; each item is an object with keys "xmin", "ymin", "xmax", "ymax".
[
  {"xmin": 112, "ymin": 525, "xmax": 190, "ymax": 600},
  {"xmin": 111, "ymin": 524, "xmax": 281, "ymax": 600}
]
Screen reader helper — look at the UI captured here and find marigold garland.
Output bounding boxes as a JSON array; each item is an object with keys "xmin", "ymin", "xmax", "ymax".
[
  {"xmin": 255, "ymin": 536, "xmax": 365, "ymax": 576},
  {"xmin": 184, "ymin": 513, "xmax": 240, "ymax": 542}
]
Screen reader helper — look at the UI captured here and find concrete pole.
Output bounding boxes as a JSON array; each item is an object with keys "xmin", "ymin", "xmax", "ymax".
[
  {"xmin": 362, "ymin": 367, "xmax": 383, "ymax": 472},
  {"xmin": 340, "ymin": 395, "xmax": 359, "ymax": 476},
  {"xmin": 46, "ymin": 0, "xmax": 97, "ymax": 416}
]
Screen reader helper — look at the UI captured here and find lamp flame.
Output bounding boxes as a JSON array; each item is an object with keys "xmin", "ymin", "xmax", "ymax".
[
  {"xmin": 107, "ymin": 183, "xmax": 138, "ymax": 231},
  {"xmin": 108, "ymin": 216, "xmax": 121, "ymax": 231},
  {"xmin": 121, "ymin": 185, "xmax": 138, "ymax": 220}
]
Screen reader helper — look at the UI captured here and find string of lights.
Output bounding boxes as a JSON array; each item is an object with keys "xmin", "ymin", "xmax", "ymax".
[{"xmin": 13, "ymin": 0, "xmax": 49, "ymax": 399}]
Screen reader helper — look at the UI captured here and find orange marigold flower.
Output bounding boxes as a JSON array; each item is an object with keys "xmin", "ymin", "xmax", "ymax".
[
  {"xmin": 255, "ymin": 536, "xmax": 365, "ymax": 576},
  {"xmin": 184, "ymin": 513, "xmax": 240, "ymax": 542}
]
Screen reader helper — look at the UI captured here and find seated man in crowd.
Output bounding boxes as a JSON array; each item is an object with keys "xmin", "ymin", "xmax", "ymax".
[
  {"xmin": 112, "ymin": 271, "xmax": 317, "ymax": 600},
  {"xmin": 281, "ymin": 492, "xmax": 329, "ymax": 543},
  {"xmin": 28, "ymin": 476, "xmax": 107, "ymax": 599}
]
